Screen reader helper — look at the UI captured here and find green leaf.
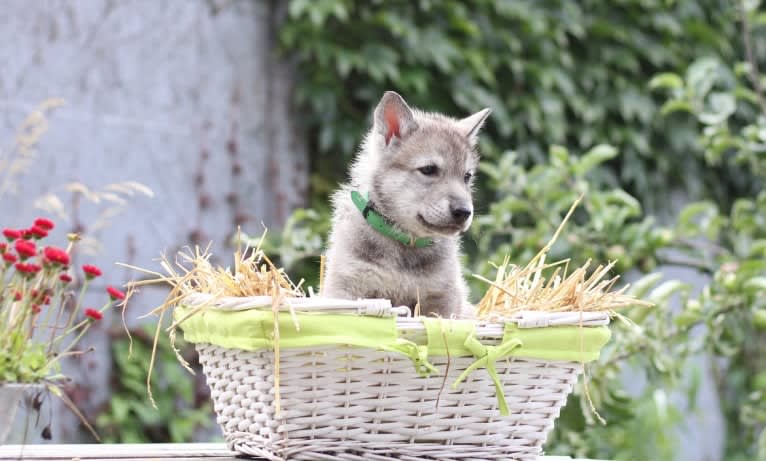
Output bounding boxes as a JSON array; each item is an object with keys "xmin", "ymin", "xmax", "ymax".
[
  {"xmin": 627, "ymin": 273, "xmax": 663, "ymax": 298},
  {"xmin": 686, "ymin": 57, "xmax": 721, "ymax": 100},
  {"xmin": 743, "ymin": 0, "xmax": 761, "ymax": 13},
  {"xmin": 758, "ymin": 427, "xmax": 766, "ymax": 461},
  {"xmin": 111, "ymin": 397, "xmax": 130, "ymax": 421},
  {"xmin": 660, "ymin": 99, "xmax": 693, "ymax": 116},
  {"xmin": 674, "ymin": 310, "xmax": 701, "ymax": 329},
  {"xmin": 678, "ymin": 201, "xmax": 718, "ymax": 235},
  {"xmin": 648, "ymin": 73, "xmax": 683, "ymax": 90},
  {"xmin": 698, "ymin": 92, "xmax": 736, "ymax": 125},
  {"xmin": 574, "ymin": 144, "xmax": 618, "ymax": 176},
  {"xmin": 549, "ymin": 145, "xmax": 569, "ymax": 166},
  {"xmin": 753, "ymin": 309, "xmax": 766, "ymax": 330},
  {"xmin": 744, "ymin": 277, "xmax": 766, "ymax": 294},
  {"xmin": 603, "ymin": 189, "xmax": 642, "ymax": 218},
  {"xmin": 648, "ymin": 280, "xmax": 689, "ymax": 305}
]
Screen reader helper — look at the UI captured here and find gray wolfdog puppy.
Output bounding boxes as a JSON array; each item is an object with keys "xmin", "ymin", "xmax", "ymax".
[{"xmin": 322, "ymin": 91, "xmax": 490, "ymax": 318}]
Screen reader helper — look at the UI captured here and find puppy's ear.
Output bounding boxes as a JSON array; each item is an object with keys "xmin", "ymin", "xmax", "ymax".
[
  {"xmin": 374, "ymin": 91, "xmax": 418, "ymax": 146},
  {"xmin": 456, "ymin": 108, "xmax": 491, "ymax": 145}
]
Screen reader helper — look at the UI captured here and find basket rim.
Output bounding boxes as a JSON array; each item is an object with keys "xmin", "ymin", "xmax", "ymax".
[{"xmin": 179, "ymin": 293, "xmax": 611, "ymax": 328}]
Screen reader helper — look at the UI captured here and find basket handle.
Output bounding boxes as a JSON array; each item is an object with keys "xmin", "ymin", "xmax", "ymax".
[
  {"xmin": 181, "ymin": 293, "xmax": 410, "ymax": 317},
  {"xmin": 511, "ymin": 311, "xmax": 610, "ymax": 328}
]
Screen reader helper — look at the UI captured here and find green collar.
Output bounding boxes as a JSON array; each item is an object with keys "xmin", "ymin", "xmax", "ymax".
[{"xmin": 350, "ymin": 191, "xmax": 433, "ymax": 248}]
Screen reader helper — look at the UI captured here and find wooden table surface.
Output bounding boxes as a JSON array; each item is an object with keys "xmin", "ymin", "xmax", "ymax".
[{"xmin": 0, "ymin": 443, "xmax": 607, "ymax": 461}]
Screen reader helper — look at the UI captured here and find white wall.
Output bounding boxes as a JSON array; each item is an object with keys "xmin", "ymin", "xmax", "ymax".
[{"xmin": 0, "ymin": 0, "xmax": 307, "ymax": 442}]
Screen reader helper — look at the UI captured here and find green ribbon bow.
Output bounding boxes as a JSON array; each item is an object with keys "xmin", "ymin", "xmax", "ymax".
[
  {"xmin": 388, "ymin": 339, "xmax": 439, "ymax": 377},
  {"xmin": 452, "ymin": 334, "xmax": 524, "ymax": 416},
  {"xmin": 351, "ymin": 190, "xmax": 433, "ymax": 248}
]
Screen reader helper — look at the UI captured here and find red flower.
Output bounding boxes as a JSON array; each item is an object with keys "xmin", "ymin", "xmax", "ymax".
[
  {"xmin": 84, "ymin": 308, "xmax": 103, "ymax": 321},
  {"xmin": 0, "ymin": 242, "xmax": 6, "ymax": 253},
  {"xmin": 31, "ymin": 304, "xmax": 41, "ymax": 314},
  {"xmin": 3, "ymin": 253, "xmax": 17, "ymax": 264},
  {"xmin": 33, "ymin": 218, "xmax": 55, "ymax": 231},
  {"xmin": 29, "ymin": 289, "xmax": 50, "ymax": 304},
  {"xmin": 14, "ymin": 239, "xmax": 36, "ymax": 259},
  {"xmin": 59, "ymin": 273, "xmax": 72, "ymax": 283},
  {"xmin": 15, "ymin": 262, "xmax": 41, "ymax": 275},
  {"xmin": 106, "ymin": 286, "xmax": 126, "ymax": 301},
  {"xmin": 43, "ymin": 246, "xmax": 70, "ymax": 266},
  {"xmin": 82, "ymin": 264, "xmax": 102, "ymax": 279},
  {"xmin": 28, "ymin": 226, "xmax": 48, "ymax": 239},
  {"xmin": 3, "ymin": 229, "xmax": 21, "ymax": 241},
  {"xmin": 13, "ymin": 291, "xmax": 22, "ymax": 301}
]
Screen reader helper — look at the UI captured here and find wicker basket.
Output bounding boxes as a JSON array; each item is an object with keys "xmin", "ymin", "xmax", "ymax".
[{"xmin": 178, "ymin": 296, "xmax": 610, "ymax": 461}]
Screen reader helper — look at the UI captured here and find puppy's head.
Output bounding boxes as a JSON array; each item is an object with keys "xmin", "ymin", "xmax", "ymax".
[{"xmin": 368, "ymin": 91, "xmax": 490, "ymax": 238}]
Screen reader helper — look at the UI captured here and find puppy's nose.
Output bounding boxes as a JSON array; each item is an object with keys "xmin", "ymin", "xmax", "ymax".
[{"xmin": 451, "ymin": 206, "xmax": 472, "ymax": 223}]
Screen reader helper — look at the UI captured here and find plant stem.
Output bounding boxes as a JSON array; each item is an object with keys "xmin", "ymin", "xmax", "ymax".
[
  {"xmin": 39, "ymin": 282, "xmax": 63, "ymax": 341},
  {"xmin": 46, "ymin": 348, "xmax": 92, "ymax": 366},
  {"xmin": 0, "ymin": 264, "xmax": 9, "ymax": 299},
  {"xmin": 54, "ymin": 317, "xmax": 89, "ymax": 344},
  {"xmin": 738, "ymin": 0, "xmax": 766, "ymax": 115},
  {"xmin": 54, "ymin": 322, "xmax": 93, "ymax": 359},
  {"xmin": 674, "ymin": 237, "xmax": 728, "ymax": 256},
  {"xmin": 52, "ymin": 279, "xmax": 89, "ymax": 349},
  {"xmin": 47, "ymin": 292, "xmax": 70, "ymax": 354},
  {"xmin": 657, "ymin": 256, "xmax": 714, "ymax": 274}
]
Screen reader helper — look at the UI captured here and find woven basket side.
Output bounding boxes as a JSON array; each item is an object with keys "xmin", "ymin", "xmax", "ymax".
[{"xmin": 197, "ymin": 343, "xmax": 581, "ymax": 461}]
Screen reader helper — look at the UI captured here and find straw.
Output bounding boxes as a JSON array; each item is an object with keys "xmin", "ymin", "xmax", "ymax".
[
  {"xmin": 119, "ymin": 230, "xmax": 302, "ymax": 408},
  {"xmin": 474, "ymin": 194, "xmax": 653, "ymax": 319}
]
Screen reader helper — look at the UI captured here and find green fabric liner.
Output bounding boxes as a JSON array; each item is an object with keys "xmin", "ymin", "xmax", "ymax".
[
  {"xmin": 175, "ymin": 307, "xmax": 611, "ymax": 415},
  {"xmin": 176, "ymin": 307, "xmax": 610, "ymax": 361},
  {"xmin": 176, "ymin": 307, "xmax": 398, "ymax": 352}
]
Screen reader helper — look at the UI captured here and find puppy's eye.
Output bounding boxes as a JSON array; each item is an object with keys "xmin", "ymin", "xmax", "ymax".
[
  {"xmin": 418, "ymin": 165, "xmax": 439, "ymax": 176},
  {"xmin": 464, "ymin": 171, "xmax": 473, "ymax": 183}
]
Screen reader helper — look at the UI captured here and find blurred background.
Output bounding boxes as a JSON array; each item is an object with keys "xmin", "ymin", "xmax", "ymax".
[{"xmin": 1, "ymin": 1, "xmax": 765, "ymax": 460}]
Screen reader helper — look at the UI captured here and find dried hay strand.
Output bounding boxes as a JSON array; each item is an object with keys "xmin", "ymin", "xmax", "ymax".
[
  {"xmin": 120, "ymin": 230, "xmax": 302, "ymax": 409},
  {"xmin": 474, "ymin": 194, "xmax": 653, "ymax": 320}
]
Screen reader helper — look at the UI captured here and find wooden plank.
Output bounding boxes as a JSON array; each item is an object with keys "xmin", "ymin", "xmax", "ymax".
[
  {"xmin": 0, "ymin": 443, "xmax": 604, "ymax": 461},
  {"xmin": 0, "ymin": 443, "xmax": 236, "ymax": 460}
]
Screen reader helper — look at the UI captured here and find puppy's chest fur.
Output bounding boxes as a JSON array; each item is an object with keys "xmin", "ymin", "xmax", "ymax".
[
  {"xmin": 351, "ymin": 231, "xmax": 443, "ymax": 275},
  {"xmin": 323, "ymin": 203, "xmax": 465, "ymax": 316}
]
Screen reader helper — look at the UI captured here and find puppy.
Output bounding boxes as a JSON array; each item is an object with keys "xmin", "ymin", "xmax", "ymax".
[{"xmin": 322, "ymin": 91, "xmax": 490, "ymax": 318}]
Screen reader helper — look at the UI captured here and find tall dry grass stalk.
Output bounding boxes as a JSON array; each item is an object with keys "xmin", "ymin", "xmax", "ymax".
[
  {"xmin": 0, "ymin": 99, "xmax": 64, "ymax": 201},
  {"xmin": 474, "ymin": 194, "xmax": 653, "ymax": 320},
  {"xmin": 35, "ymin": 181, "xmax": 154, "ymax": 255},
  {"xmin": 1, "ymin": 100, "xmax": 154, "ymax": 255}
]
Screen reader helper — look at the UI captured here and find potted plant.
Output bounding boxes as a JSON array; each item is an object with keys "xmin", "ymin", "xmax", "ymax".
[{"xmin": 0, "ymin": 217, "xmax": 124, "ymax": 443}]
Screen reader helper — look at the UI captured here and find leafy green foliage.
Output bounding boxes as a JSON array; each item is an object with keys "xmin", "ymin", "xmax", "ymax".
[
  {"xmin": 648, "ymin": 26, "xmax": 766, "ymax": 454},
  {"xmin": 280, "ymin": 0, "xmax": 744, "ymax": 209},
  {"xmin": 468, "ymin": 144, "xmax": 671, "ymax": 287},
  {"xmin": 95, "ymin": 326, "xmax": 213, "ymax": 443},
  {"xmin": 257, "ymin": 208, "xmax": 331, "ymax": 289},
  {"xmin": 270, "ymin": 2, "xmax": 766, "ymax": 459},
  {"xmin": 0, "ymin": 338, "xmax": 52, "ymax": 383}
]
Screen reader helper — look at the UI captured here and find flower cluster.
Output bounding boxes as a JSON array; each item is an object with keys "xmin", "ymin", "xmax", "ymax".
[{"xmin": 1, "ymin": 217, "xmax": 127, "ymax": 386}]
